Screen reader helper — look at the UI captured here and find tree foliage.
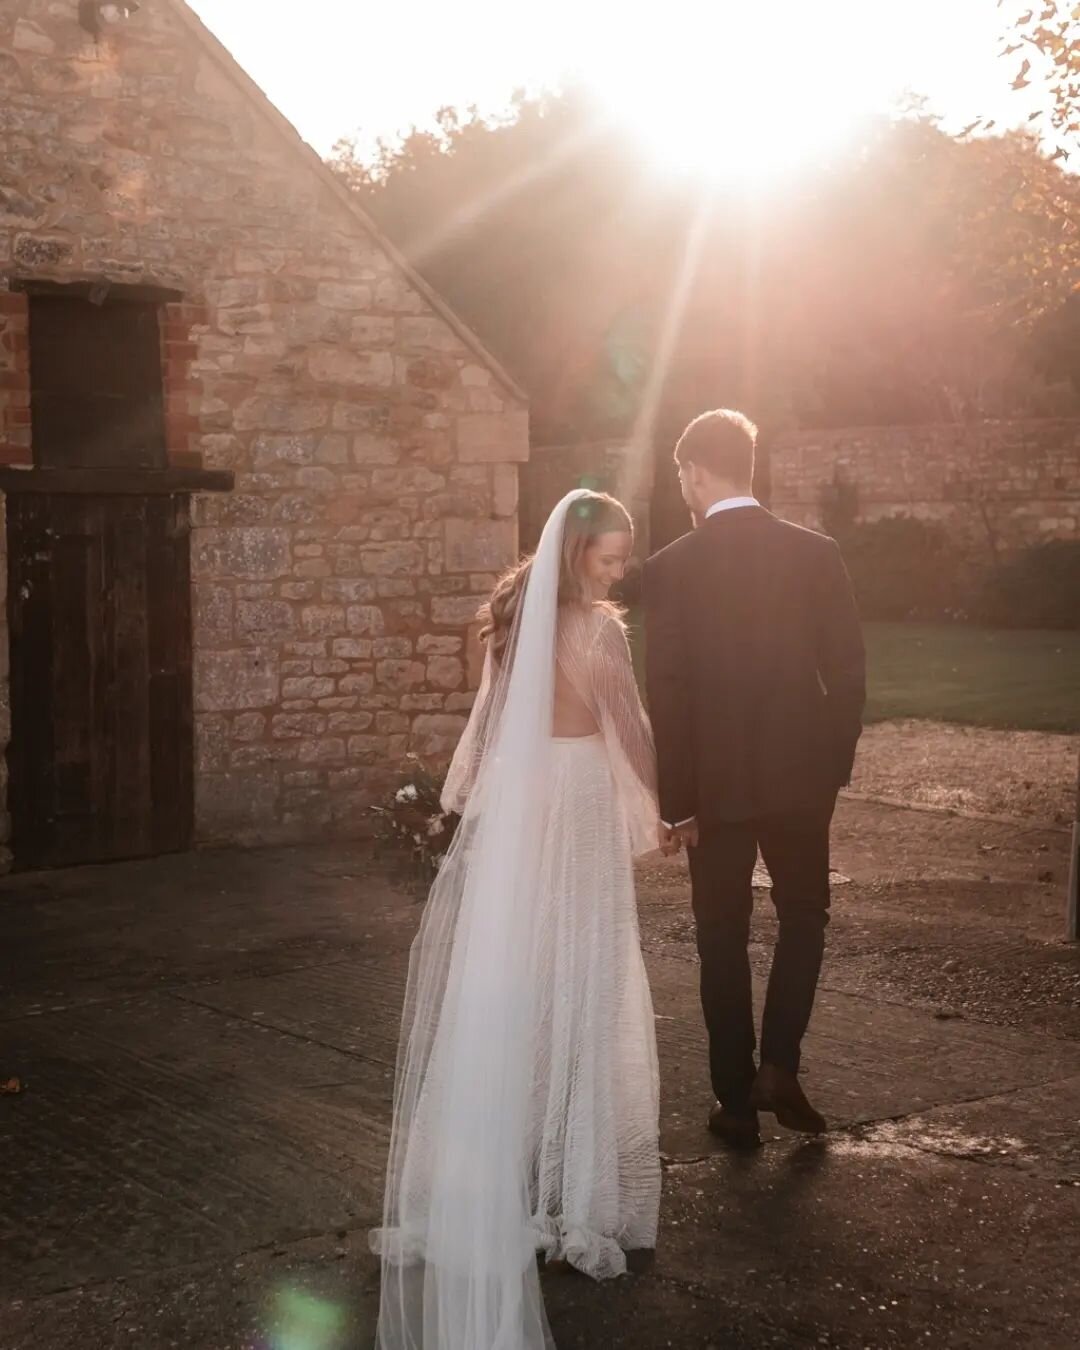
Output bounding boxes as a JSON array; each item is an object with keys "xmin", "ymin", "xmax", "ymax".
[
  {"xmin": 331, "ymin": 89, "xmax": 1080, "ymax": 443},
  {"xmin": 989, "ymin": 0, "xmax": 1080, "ymax": 163}
]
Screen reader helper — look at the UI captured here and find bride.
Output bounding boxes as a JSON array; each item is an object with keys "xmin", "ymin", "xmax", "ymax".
[{"xmin": 371, "ymin": 489, "xmax": 665, "ymax": 1349}]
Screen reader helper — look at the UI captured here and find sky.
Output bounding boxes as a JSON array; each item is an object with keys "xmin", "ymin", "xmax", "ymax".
[{"xmin": 187, "ymin": 0, "xmax": 1040, "ymax": 172}]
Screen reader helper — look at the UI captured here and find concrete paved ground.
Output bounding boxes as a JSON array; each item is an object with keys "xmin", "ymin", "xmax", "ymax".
[{"xmin": 2, "ymin": 799, "xmax": 1078, "ymax": 1349}]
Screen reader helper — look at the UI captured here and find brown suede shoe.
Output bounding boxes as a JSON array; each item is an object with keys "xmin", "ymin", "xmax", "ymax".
[
  {"xmin": 707, "ymin": 1102, "xmax": 762, "ymax": 1150},
  {"xmin": 749, "ymin": 1064, "xmax": 827, "ymax": 1135}
]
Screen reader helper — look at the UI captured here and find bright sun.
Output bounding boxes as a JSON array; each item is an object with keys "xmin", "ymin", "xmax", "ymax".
[{"xmin": 577, "ymin": 2, "xmax": 900, "ymax": 186}]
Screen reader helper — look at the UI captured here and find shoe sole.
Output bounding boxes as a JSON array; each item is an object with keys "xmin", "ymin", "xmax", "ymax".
[{"xmin": 707, "ymin": 1123, "xmax": 763, "ymax": 1150}]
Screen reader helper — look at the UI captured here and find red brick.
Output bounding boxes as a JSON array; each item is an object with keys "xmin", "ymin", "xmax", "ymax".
[{"xmin": 165, "ymin": 340, "xmax": 198, "ymax": 360}]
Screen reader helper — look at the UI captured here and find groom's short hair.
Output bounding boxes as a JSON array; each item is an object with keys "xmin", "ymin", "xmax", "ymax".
[{"xmin": 675, "ymin": 409, "xmax": 757, "ymax": 483}]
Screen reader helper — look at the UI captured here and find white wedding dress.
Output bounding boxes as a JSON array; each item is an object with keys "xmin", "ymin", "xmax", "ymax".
[{"xmin": 371, "ymin": 492, "xmax": 661, "ymax": 1349}]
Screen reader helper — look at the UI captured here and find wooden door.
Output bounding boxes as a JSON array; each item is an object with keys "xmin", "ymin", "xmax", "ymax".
[{"xmin": 6, "ymin": 493, "xmax": 194, "ymax": 869}]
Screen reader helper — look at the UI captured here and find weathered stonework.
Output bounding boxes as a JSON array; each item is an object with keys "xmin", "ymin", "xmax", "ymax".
[
  {"xmin": 770, "ymin": 421, "xmax": 1080, "ymax": 562},
  {"xmin": 0, "ymin": 0, "xmax": 528, "ymax": 852}
]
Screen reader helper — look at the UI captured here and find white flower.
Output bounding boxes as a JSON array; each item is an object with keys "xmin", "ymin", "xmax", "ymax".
[{"xmin": 395, "ymin": 784, "xmax": 419, "ymax": 804}]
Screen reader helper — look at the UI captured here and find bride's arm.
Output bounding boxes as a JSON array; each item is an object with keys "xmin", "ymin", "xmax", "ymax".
[
  {"xmin": 588, "ymin": 613, "xmax": 658, "ymax": 799},
  {"xmin": 440, "ymin": 642, "xmax": 496, "ymax": 815}
]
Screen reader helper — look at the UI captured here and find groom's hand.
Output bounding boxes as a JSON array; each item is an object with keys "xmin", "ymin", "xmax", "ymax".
[
  {"xmin": 658, "ymin": 823, "xmax": 681, "ymax": 857},
  {"xmin": 672, "ymin": 817, "xmax": 699, "ymax": 849}
]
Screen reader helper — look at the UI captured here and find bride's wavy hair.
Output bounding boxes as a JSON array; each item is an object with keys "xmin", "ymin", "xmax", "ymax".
[{"xmin": 479, "ymin": 491, "xmax": 633, "ymax": 661}]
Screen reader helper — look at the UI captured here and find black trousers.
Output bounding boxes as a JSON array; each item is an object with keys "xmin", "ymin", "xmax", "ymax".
[{"xmin": 688, "ymin": 799, "xmax": 835, "ymax": 1113}]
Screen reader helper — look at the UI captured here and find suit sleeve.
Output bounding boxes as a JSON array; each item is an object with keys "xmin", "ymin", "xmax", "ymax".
[
  {"xmin": 816, "ymin": 539, "xmax": 866, "ymax": 787},
  {"xmin": 643, "ymin": 556, "xmax": 696, "ymax": 825}
]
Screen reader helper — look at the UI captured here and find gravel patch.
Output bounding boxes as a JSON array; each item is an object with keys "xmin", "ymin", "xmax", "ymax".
[{"xmin": 853, "ymin": 720, "xmax": 1077, "ymax": 825}]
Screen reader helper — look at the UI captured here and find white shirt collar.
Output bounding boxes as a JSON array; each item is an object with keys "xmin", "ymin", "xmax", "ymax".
[{"xmin": 705, "ymin": 495, "xmax": 760, "ymax": 519}]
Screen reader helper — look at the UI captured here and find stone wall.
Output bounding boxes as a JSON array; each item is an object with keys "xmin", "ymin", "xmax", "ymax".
[
  {"xmin": 770, "ymin": 420, "xmax": 1080, "ymax": 562},
  {"xmin": 0, "ymin": 0, "xmax": 528, "ymax": 850}
]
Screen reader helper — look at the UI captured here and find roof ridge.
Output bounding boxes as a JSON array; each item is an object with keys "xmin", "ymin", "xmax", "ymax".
[{"xmin": 164, "ymin": 0, "xmax": 527, "ymax": 404}]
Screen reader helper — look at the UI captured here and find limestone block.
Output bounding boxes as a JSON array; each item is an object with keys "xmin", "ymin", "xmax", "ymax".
[
  {"xmin": 360, "ymin": 542, "xmax": 425, "ymax": 576},
  {"xmin": 252, "ymin": 434, "xmax": 317, "ymax": 467},
  {"xmin": 339, "ymin": 673, "xmax": 375, "ymax": 696},
  {"xmin": 297, "ymin": 738, "xmax": 347, "ymax": 765},
  {"xmin": 417, "ymin": 635, "xmax": 462, "ymax": 655},
  {"xmin": 196, "ymin": 775, "xmax": 278, "ymax": 837},
  {"xmin": 444, "ymin": 519, "xmax": 516, "ymax": 574},
  {"xmin": 195, "ymin": 715, "xmax": 229, "ymax": 773},
  {"xmin": 234, "ymin": 397, "xmax": 328, "ymax": 433},
  {"xmin": 232, "ymin": 712, "xmax": 267, "ymax": 742},
  {"xmin": 347, "ymin": 735, "xmax": 393, "ymax": 764},
  {"xmin": 427, "ymin": 656, "xmax": 464, "ymax": 690},
  {"xmin": 410, "ymin": 714, "xmax": 467, "ymax": 757},
  {"xmin": 316, "ymin": 282, "xmax": 373, "ymax": 310},
  {"xmin": 196, "ymin": 647, "xmax": 280, "ymax": 712},
  {"xmin": 236, "ymin": 599, "xmax": 296, "ymax": 643},
  {"xmin": 308, "ymin": 347, "xmax": 394, "ymax": 387},
  {"xmin": 493, "ymin": 464, "xmax": 518, "ymax": 518},
  {"xmin": 345, "ymin": 605, "xmax": 384, "ymax": 635},
  {"xmin": 332, "ymin": 638, "xmax": 373, "ymax": 659},
  {"xmin": 376, "ymin": 659, "xmax": 426, "ymax": 691},
  {"xmin": 328, "ymin": 711, "xmax": 375, "ymax": 733},
  {"xmin": 399, "ymin": 317, "xmax": 464, "ymax": 353},
  {"xmin": 300, "ymin": 605, "xmax": 347, "ymax": 639},
  {"xmin": 456, "ymin": 410, "xmax": 529, "ymax": 464},
  {"xmin": 350, "ymin": 316, "xmax": 396, "ymax": 347},
  {"xmin": 194, "ymin": 583, "xmax": 233, "ymax": 643},
  {"xmin": 193, "ymin": 527, "xmax": 291, "ymax": 580},
  {"xmin": 282, "ymin": 675, "xmax": 336, "ymax": 700},
  {"xmin": 272, "ymin": 713, "xmax": 328, "ymax": 739},
  {"xmin": 431, "ymin": 595, "xmax": 484, "ymax": 627},
  {"xmin": 373, "ymin": 637, "xmax": 414, "ymax": 659}
]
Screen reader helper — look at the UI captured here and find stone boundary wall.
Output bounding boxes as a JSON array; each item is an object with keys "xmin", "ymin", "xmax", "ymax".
[{"xmin": 769, "ymin": 420, "xmax": 1080, "ymax": 561}]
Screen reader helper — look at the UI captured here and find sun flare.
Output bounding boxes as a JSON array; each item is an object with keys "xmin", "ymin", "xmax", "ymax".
[{"xmin": 575, "ymin": 2, "xmax": 903, "ymax": 186}]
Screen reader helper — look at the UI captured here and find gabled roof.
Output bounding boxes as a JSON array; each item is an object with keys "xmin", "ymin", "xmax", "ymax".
[{"xmin": 166, "ymin": 0, "xmax": 526, "ymax": 404}]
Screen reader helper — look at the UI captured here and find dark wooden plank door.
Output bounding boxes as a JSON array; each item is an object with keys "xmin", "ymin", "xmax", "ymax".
[{"xmin": 7, "ymin": 493, "xmax": 193, "ymax": 869}]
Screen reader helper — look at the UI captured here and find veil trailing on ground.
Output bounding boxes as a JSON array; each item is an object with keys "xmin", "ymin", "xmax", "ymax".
[{"xmin": 371, "ymin": 490, "xmax": 591, "ymax": 1350}]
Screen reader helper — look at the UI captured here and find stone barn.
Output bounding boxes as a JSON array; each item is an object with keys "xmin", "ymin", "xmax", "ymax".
[{"xmin": 0, "ymin": 0, "xmax": 528, "ymax": 871}]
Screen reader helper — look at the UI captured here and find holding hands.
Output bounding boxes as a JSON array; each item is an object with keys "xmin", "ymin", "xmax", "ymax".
[{"xmin": 658, "ymin": 817, "xmax": 699, "ymax": 856}]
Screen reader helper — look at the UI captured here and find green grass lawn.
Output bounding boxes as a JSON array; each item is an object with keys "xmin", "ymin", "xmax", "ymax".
[
  {"xmin": 864, "ymin": 623, "xmax": 1080, "ymax": 733},
  {"xmin": 627, "ymin": 612, "xmax": 1080, "ymax": 733}
]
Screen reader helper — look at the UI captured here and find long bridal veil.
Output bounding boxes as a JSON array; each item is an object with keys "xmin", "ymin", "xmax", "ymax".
[{"xmin": 371, "ymin": 490, "xmax": 590, "ymax": 1350}]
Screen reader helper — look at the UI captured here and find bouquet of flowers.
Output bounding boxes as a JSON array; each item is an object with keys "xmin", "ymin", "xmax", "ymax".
[{"xmin": 371, "ymin": 754, "xmax": 457, "ymax": 887}]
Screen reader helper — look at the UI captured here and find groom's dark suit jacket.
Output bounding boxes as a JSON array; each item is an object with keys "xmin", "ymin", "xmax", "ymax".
[{"xmin": 643, "ymin": 506, "xmax": 866, "ymax": 830}]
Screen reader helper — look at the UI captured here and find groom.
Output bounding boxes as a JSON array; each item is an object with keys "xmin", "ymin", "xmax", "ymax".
[{"xmin": 644, "ymin": 410, "xmax": 865, "ymax": 1148}]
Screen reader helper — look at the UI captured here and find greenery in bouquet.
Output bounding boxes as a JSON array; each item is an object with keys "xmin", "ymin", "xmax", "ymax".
[{"xmin": 371, "ymin": 755, "xmax": 458, "ymax": 887}]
